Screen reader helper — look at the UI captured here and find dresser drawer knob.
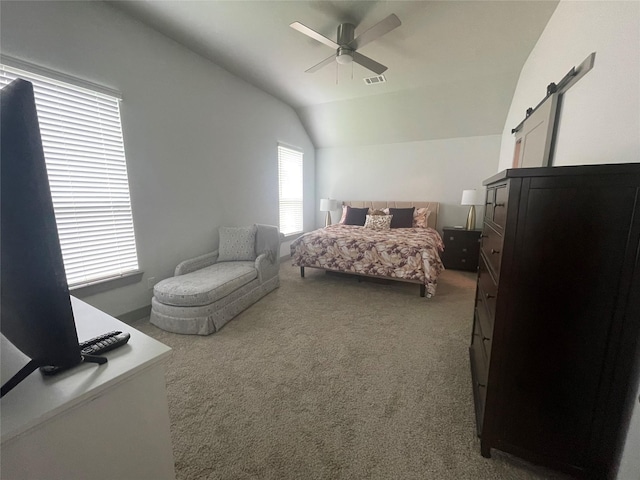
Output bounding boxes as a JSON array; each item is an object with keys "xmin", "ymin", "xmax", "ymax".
[
  {"xmin": 490, "ymin": 249, "xmax": 500, "ymax": 254},
  {"xmin": 485, "ymin": 293, "xmax": 495, "ymax": 299},
  {"xmin": 480, "ymin": 234, "xmax": 488, "ymax": 238},
  {"xmin": 495, "ymin": 203, "xmax": 505, "ymax": 207},
  {"xmin": 482, "ymin": 336, "xmax": 490, "ymax": 342},
  {"xmin": 477, "ymin": 383, "xmax": 486, "ymax": 389}
]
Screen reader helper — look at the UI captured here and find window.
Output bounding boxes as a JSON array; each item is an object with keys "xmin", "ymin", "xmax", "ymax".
[
  {"xmin": 0, "ymin": 60, "xmax": 140, "ymax": 288},
  {"xmin": 277, "ymin": 144, "xmax": 303, "ymax": 236}
]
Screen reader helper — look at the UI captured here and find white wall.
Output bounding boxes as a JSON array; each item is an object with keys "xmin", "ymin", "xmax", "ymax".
[
  {"xmin": 498, "ymin": 0, "xmax": 640, "ymax": 170},
  {"xmin": 0, "ymin": 1, "xmax": 315, "ymax": 316},
  {"xmin": 497, "ymin": 2, "xmax": 640, "ymax": 477},
  {"xmin": 316, "ymin": 135, "xmax": 501, "ymax": 231}
]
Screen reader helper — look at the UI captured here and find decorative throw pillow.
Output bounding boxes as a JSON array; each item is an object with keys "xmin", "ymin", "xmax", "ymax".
[
  {"xmin": 369, "ymin": 209, "xmax": 387, "ymax": 216},
  {"xmin": 339, "ymin": 205, "xmax": 348, "ymax": 224},
  {"xmin": 343, "ymin": 206, "xmax": 369, "ymax": 226},
  {"xmin": 413, "ymin": 208, "xmax": 431, "ymax": 228},
  {"xmin": 217, "ymin": 225, "xmax": 257, "ymax": 262},
  {"xmin": 364, "ymin": 214, "xmax": 392, "ymax": 230},
  {"xmin": 389, "ymin": 207, "xmax": 415, "ymax": 228}
]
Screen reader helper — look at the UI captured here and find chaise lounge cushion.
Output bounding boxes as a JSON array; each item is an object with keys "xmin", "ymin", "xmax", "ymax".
[
  {"xmin": 153, "ymin": 261, "xmax": 257, "ymax": 307},
  {"xmin": 217, "ymin": 225, "xmax": 257, "ymax": 262}
]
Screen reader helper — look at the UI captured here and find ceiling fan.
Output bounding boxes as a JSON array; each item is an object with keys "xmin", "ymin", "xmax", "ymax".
[{"xmin": 290, "ymin": 14, "xmax": 401, "ymax": 75}]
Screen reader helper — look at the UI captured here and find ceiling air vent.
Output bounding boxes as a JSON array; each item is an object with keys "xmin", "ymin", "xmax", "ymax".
[{"xmin": 364, "ymin": 75, "xmax": 386, "ymax": 85}]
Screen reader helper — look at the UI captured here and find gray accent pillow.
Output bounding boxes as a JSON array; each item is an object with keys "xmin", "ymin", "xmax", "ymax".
[{"xmin": 217, "ymin": 225, "xmax": 257, "ymax": 262}]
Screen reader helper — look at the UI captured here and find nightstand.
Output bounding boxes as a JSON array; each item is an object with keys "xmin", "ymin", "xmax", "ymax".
[{"xmin": 440, "ymin": 227, "xmax": 481, "ymax": 271}]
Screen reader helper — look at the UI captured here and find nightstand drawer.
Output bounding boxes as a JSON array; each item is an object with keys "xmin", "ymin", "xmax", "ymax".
[
  {"xmin": 444, "ymin": 233, "xmax": 479, "ymax": 250},
  {"xmin": 441, "ymin": 255, "xmax": 477, "ymax": 271}
]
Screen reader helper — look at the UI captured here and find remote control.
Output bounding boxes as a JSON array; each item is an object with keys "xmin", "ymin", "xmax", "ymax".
[
  {"xmin": 80, "ymin": 331, "xmax": 130, "ymax": 356},
  {"xmin": 40, "ymin": 331, "xmax": 131, "ymax": 375}
]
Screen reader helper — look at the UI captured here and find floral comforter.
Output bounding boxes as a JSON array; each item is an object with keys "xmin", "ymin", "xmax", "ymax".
[{"xmin": 290, "ymin": 224, "xmax": 445, "ymax": 297}]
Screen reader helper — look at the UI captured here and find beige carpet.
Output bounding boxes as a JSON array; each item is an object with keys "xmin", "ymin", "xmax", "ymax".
[{"xmin": 132, "ymin": 265, "xmax": 564, "ymax": 480}]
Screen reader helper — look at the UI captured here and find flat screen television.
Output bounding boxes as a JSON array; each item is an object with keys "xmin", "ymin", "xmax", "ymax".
[{"xmin": 1, "ymin": 78, "xmax": 83, "ymax": 397}]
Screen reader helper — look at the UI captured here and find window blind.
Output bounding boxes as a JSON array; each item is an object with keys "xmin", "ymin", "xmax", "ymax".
[
  {"xmin": 0, "ymin": 63, "xmax": 140, "ymax": 287},
  {"xmin": 277, "ymin": 145, "xmax": 303, "ymax": 236}
]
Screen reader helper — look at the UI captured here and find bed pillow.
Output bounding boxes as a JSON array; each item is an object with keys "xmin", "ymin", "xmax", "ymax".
[
  {"xmin": 389, "ymin": 207, "xmax": 415, "ymax": 228},
  {"xmin": 339, "ymin": 205, "xmax": 348, "ymax": 224},
  {"xmin": 343, "ymin": 206, "xmax": 369, "ymax": 226},
  {"xmin": 364, "ymin": 214, "xmax": 392, "ymax": 230},
  {"xmin": 217, "ymin": 225, "xmax": 257, "ymax": 262},
  {"xmin": 413, "ymin": 208, "xmax": 431, "ymax": 228}
]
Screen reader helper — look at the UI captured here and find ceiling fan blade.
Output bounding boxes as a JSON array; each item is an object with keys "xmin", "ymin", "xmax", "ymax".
[
  {"xmin": 290, "ymin": 22, "xmax": 339, "ymax": 49},
  {"xmin": 349, "ymin": 14, "xmax": 401, "ymax": 50},
  {"xmin": 352, "ymin": 52, "xmax": 387, "ymax": 75},
  {"xmin": 305, "ymin": 54, "xmax": 336, "ymax": 73}
]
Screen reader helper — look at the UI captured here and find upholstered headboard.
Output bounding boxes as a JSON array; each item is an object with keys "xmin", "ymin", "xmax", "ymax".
[{"xmin": 342, "ymin": 201, "xmax": 439, "ymax": 229}]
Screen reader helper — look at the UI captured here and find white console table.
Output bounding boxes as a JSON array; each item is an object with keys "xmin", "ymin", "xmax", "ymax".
[{"xmin": 1, "ymin": 297, "xmax": 175, "ymax": 480}]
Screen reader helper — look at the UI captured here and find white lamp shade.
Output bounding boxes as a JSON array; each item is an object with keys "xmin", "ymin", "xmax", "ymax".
[
  {"xmin": 320, "ymin": 198, "xmax": 337, "ymax": 211},
  {"xmin": 461, "ymin": 189, "xmax": 484, "ymax": 206}
]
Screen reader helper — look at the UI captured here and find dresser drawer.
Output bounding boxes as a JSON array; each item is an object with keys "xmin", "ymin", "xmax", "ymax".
[
  {"xmin": 470, "ymin": 318, "xmax": 488, "ymax": 434},
  {"xmin": 472, "ymin": 318, "xmax": 488, "ymax": 384},
  {"xmin": 477, "ymin": 254, "xmax": 498, "ymax": 320},
  {"xmin": 480, "ymin": 224, "xmax": 503, "ymax": 278},
  {"xmin": 475, "ymin": 306, "xmax": 493, "ymax": 362},
  {"xmin": 484, "ymin": 188, "xmax": 496, "ymax": 222},
  {"xmin": 485, "ymin": 183, "xmax": 509, "ymax": 232},
  {"xmin": 493, "ymin": 185, "xmax": 509, "ymax": 231}
]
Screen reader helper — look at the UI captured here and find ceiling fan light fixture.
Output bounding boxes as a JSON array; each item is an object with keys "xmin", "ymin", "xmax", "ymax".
[
  {"xmin": 336, "ymin": 52, "xmax": 353, "ymax": 65},
  {"xmin": 336, "ymin": 47, "xmax": 354, "ymax": 65}
]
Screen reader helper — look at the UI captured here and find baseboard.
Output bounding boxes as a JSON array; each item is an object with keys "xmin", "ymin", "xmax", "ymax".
[{"xmin": 117, "ymin": 304, "xmax": 151, "ymax": 324}]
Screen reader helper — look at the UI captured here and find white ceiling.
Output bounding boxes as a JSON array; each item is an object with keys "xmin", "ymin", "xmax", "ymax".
[{"xmin": 110, "ymin": 1, "xmax": 558, "ymax": 148}]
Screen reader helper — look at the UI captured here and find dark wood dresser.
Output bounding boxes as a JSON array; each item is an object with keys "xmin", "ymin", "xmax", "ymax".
[
  {"xmin": 471, "ymin": 163, "xmax": 640, "ymax": 478},
  {"xmin": 440, "ymin": 227, "xmax": 481, "ymax": 271}
]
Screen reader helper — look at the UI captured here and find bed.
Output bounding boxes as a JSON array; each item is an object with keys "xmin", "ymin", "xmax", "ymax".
[{"xmin": 290, "ymin": 201, "xmax": 445, "ymax": 297}]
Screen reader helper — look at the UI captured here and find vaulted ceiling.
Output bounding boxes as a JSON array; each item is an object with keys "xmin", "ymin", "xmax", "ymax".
[{"xmin": 110, "ymin": 1, "xmax": 558, "ymax": 149}]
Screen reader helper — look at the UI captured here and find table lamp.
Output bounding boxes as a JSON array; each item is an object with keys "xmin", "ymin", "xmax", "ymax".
[
  {"xmin": 320, "ymin": 198, "xmax": 337, "ymax": 227},
  {"xmin": 461, "ymin": 189, "xmax": 484, "ymax": 230}
]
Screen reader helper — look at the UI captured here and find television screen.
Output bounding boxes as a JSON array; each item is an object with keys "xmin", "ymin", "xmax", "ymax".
[{"xmin": 1, "ymin": 78, "xmax": 82, "ymax": 397}]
